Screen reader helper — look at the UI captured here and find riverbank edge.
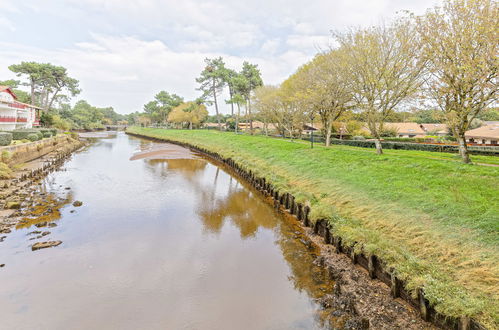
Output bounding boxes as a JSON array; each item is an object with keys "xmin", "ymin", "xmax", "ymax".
[
  {"xmin": 0, "ymin": 135, "xmax": 87, "ymax": 219},
  {"xmin": 126, "ymin": 130, "xmax": 486, "ymax": 330}
]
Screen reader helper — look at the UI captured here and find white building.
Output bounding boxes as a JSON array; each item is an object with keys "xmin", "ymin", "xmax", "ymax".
[{"xmin": 0, "ymin": 86, "xmax": 41, "ymax": 131}]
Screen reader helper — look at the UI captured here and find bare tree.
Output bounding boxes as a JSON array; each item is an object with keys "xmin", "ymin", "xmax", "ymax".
[
  {"xmin": 335, "ymin": 19, "xmax": 427, "ymax": 154},
  {"xmin": 416, "ymin": 0, "xmax": 498, "ymax": 163}
]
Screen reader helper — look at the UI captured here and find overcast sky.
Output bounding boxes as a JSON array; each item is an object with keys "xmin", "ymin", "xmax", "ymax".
[{"xmin": 0, "ymin": 0, "xmax": 439, "ymax": 114}]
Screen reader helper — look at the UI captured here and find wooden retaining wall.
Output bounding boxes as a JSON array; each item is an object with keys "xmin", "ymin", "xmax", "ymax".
[{"xmin": 126, "ymin": 131, "xmax": 487, "ymax": 330}]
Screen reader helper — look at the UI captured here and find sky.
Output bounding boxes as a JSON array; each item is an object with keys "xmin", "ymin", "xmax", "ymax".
[{"xmin": 0, "ymin": 0, "xmax": 439, "ymax": 115}]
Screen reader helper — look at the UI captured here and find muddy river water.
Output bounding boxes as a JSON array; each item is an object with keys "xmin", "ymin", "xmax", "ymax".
[{"xmin": 0, "ymin": 133, "xmax": 340, "ymax": 330}]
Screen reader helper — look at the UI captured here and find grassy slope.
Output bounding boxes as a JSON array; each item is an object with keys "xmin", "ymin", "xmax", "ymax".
[{"xmin": 128, "ymin": 127, "xmax": 499, "ymax": 327}]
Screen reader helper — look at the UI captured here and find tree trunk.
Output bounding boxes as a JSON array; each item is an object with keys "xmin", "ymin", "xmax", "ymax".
[
  {"xmin": 46, "ymin": 88, "xmax": 61, "ymax": 111},
  {"xmin": 247, "ymin": 98, "xmax": 253, "ymax": 135},
  {"xmin": 30, "ymin": 78, "xmax": 35, "ymax": 106},
  {"xmin": 189, "ymin": 121, "xmax": 193, "ymax": 130},
  {"xmin": 325, "ymin": 123, "xmax": 332, "ymax": 147},
  {"xmin": 212, "ymin": 78, "xmax": 221, "ymax": 131},
  {"xmin": 235, "ymin": 103, "xmax": 240, "ymax": 134},
  {"xmin": 229, "ymin": 86, "xmax": 234, "ymax": 116},
  {"xmin": 374, "ymin": 138, "xmax": 383, "ymax": 155},
  {"xmin": 457, "ymin": 134, "xmax": 471, "ymax": 163}
]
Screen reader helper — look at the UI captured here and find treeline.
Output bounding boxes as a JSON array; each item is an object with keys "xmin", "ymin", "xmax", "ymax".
[
  {"xmin": 2, "ymin": 62, "xmax": 126, "ymax": 130},
  {"xmin": 252, "ymin": 0, "xmax": 498, "ymax": 163},
  {"xmin": 136, "ymin": 58, "xmax": 263, "ymax": 130}
]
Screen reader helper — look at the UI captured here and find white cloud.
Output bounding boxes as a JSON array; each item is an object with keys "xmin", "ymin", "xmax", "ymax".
[{"xmin": 0, "ymin": 0, "xmax": 441, "ymax": 114}]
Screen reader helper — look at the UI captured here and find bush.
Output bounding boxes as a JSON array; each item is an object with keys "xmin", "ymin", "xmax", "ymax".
[
  {"xmin": 352, "ymin": 136, "xmax": 366, "ymax": 140},
  {"xmin": 331, "ymin": 139, "xmax": 499, "ymax": 156},
  {"xmin": 0, "ymin": 132, "xmax": 13, "ymax": 146},
  {"xmin": 50, "ymin": 128, "xmax": 58, "ymax": 136},
  {"xmin": 27, "ymin": 133, "xmax": 40, "ymax": 142},
  {"xmin": 383, "ymin": 137, "xmax": 417, "ymax": 142},
  {"xmin": 10, "ymin": 129, "xmax": 42, "ymax": 140}
]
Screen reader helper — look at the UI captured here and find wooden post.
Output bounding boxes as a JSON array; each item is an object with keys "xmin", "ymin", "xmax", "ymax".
[{"xmin": 368, "ymin": 255, "xmax": 376, "ymax": 279}]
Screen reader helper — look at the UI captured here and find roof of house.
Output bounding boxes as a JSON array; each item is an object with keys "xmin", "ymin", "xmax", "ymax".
[
  {"xmin": 385, "ymin": 122, "xmax": 426, "ymax": 134},
  {"xmin": 421, "ymin": 123, "xmax": 448, "ymax": 134},
  {"xmin": 0, "ymin": 85, "xmax": 17, "ymax": 100},
  {"xmin": 465, "ymin": 123, "xmax": 499, "ymax": 139}
]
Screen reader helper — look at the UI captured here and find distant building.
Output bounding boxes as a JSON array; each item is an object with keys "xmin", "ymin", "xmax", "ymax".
[
  {"xmin": 465, "ymin": 122, "xmax": 499, "ymax": 146},
  {"xmin": 0, "ymin": 86, "xmax": 42, "ymax": 131}
]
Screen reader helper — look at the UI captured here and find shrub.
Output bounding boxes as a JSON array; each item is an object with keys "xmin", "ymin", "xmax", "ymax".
[
  {"xmin": 50, "ymin": 128, "xmax": 58, "ymax": 136},
  {"xmin": 330, "ymin": 139, "xmax": 499, "ymax": 156},
  {"xmin": 39, "ymin": 128, "xmax": 53, "ymax": 137},
  {"xmin": 10, "ymin": 129, "xmax": 42, "ymax": 140},
  {"xmin": 27, "ymin": 133, "xmax": 40, "ymax": 142},
  {"xmin": 383, "ymin": 137, "xmax": 417, "ymax": 142},
  {"xmin": 0, "ymin": 132, "xmax": 13, "ymax": 146},
  {"xmin": 352, "ymin": 136, "xmax": 366, "ymax": 140}
]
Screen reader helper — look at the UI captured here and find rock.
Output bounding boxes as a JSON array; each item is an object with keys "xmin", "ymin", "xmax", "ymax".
[
  {"xmin": 32, "ymin": 240, "xmax": 62, "ymax": 251},
  {"xmin": 4, "ymin": 201, "xmax": 21, "ymax": 209},
  {"xmin": 72, "ymin": 201, "xmax": 83, "ymax": 207},
  {"xmin": 0, "ymin": 264, "xmax": 4, "ymax": 268},
  {"xmin": 41, "ymin": 231, "xmax": 50, "ymax": 236},
  {"xmin": 34, "ymin": 222, "xmax": 48, "ymax": 228},
  {"xmin": 65, "ymin": 187, "xmax": 71, "ymax": 190},
  {"xmin": 27, "ymin": 231, "xmax": 42, "ymax": 235},
  {"xmin": 70, "ymin": 210, "xmax": 75, "ymax": 213},
  {"xmin": 343, "ymin": 317, "xmax": 369, "ymax": 329},
  {"xmin": 48, "ymin": 223, "xmax": 57, "ymax": 228}
]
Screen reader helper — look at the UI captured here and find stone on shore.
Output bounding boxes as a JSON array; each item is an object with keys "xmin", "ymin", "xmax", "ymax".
[{"xmin": 32, "ymin": 240, "xmax": 62, "ymax": 251}]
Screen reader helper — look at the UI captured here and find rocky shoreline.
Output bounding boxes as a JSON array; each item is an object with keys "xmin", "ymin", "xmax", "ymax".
[{"xmin": 0, "ymin": 136, "xmax": 86, "ymax": 254}]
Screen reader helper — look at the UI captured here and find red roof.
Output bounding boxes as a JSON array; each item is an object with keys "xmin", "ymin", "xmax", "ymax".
[{"xmin": 0, "ymin": 85, "xmax": 17, "ymax": 100}]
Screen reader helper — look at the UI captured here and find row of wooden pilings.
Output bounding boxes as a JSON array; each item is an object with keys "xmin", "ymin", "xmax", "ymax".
[{"xmin": 126, "ymin": 132, "xmax": 486, "ymax": 330}]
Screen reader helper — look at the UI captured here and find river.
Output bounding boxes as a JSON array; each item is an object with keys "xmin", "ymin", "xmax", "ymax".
[{"xmin": 0, "ymin": 133, "xmax": 340, "ymax": 330}]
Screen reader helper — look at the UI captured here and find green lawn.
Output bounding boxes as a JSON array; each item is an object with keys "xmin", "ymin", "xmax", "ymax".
[{"xmin": 127, "ymin": 127, "xmax": 499, "ymax": 327}]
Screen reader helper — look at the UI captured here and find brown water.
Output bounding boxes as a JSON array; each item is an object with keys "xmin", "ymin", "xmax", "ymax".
[{"xmin": 0, "ymin": 133, "xmax": 337, "ymax": 330}]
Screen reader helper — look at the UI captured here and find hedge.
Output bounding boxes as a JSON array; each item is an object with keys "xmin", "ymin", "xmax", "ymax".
[
  {"xmin": 27, "ymin": 133, "xmax": 40, "ymax": 142},
  {"xmin": 0, "ymin": 132, "xmax": 13, "ymax": 146},
  {"xmin": 329, "ymin": 139, "xmax": 499, "ymax": 156}
]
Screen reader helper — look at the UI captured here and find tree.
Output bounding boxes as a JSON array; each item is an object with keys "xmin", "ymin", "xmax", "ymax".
[
  {"xmin": 168, "ymin": 101, "xmax": 208, "ymax": 129},
  {"xmin": 253, "ymin": 85, "xmax": 281, "ymax": 136},
  {"xmin": 9, "ymin": 62, "xmax": 80, "ymax": 110},
  {"xmin": 196, "ymin": 57, "xmax": 226, "ymax": 130},
  {"xmin": 143, "ymin": 91, "xmax": 184, "ymax": 125},
  {"xmin": 222, "ymin": 67, "xmax": 238, "ymax": 116},
  {"xmin": 230, "ymin": 73, "xmax": 250, "ymax": 133},
  {"xmin": 335, "ymin": 19, "xmax": 427, "ymax": 154},
  {"xmin": 291, "ymin": 51, "xmax": 353, "ymax": 146},
  {"xmin": 240, "ymin": 62, "xmax": 263, "ymax": 134},
  {"xmin": 416, "ymin": 0, "xmax": 498, "ymax": 163}
]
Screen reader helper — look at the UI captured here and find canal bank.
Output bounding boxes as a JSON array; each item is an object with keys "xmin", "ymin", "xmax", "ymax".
[
  {"xmin": 0, "ymin": 134, "xmax": 85, "ymax": 232},
  {"xmin": 125, "ymin": 127, "xmax": 497, "ymax": 330},
  {"xmin": 1, "ymin": 132, "xmax": 435, "ymax": 329}
]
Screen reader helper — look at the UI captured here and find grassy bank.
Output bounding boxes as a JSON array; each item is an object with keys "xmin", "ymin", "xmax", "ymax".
[{"xmin": 127, "ymin": 127, "xmax": 498, "ymax": 327}]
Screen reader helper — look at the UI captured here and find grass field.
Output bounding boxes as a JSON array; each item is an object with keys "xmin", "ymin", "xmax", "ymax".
[{"xmin": 127, "ymin": 127, "xmax": 499, "ymax": 327}]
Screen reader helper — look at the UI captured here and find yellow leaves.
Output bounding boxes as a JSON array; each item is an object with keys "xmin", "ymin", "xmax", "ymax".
[{"xmin": 168, "ymin": 102, "xmax": 208, "ymax": 126}]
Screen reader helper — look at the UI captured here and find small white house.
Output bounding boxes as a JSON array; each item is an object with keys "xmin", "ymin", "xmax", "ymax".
[{"xmin": 0, "ymin": 86, "xmax": 41, "ymax": 131}]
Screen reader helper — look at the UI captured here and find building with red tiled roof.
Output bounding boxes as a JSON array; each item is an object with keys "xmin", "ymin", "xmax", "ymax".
[{"xmin": 0, "ymin": 86, "xmax": 42, "ymax": 131}]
